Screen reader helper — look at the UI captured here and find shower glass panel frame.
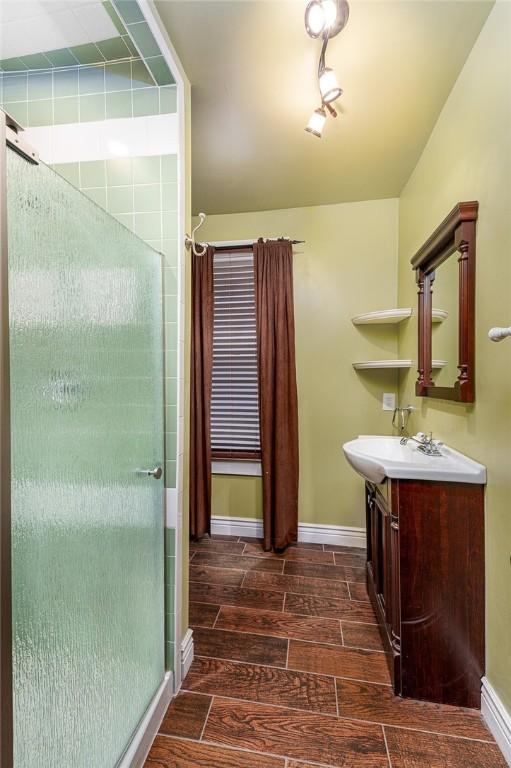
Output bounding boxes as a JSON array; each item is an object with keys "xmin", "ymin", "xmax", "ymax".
[{"xmin": 0, "ymin": 109, "xmax": 167, "ymax": 768}]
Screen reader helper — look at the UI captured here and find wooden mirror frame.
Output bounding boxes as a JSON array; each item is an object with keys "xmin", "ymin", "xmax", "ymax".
[{"xmin": 411, "ymin": 201, "xmax": 478, "ymax": 403}]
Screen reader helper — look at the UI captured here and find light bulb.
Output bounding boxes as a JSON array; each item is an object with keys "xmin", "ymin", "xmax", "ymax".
[
  {"xmin": 305, "ymin": 107, "xmax": 327, "ymax": 138},
  {"xmin": 319, "ymin": 67, "xmax": 343, "ymax": 103},
  {"xmin": 322, "ymin": 0, "xmax": 338, "ymax": 28},
  {"xmin": 305, "ymin": 0, "xmax": 326, "ymax": 38}
]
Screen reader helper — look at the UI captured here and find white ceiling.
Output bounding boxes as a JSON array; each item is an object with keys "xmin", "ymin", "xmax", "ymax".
[
  {"xmin": 0, "ymin": 1, "xmax": 119, "ymax": 60},
  {"xmin": 155, "ymin": 0, "xmax": 493, "ymax": 215}
]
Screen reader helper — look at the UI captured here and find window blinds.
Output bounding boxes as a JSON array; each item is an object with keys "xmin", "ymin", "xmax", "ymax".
[{"xmin": 211, "ymin": 251, "xmax": 261, "ymax": 455}]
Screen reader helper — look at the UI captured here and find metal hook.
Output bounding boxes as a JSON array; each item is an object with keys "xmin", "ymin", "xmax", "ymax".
[{"xmin": 185, "ymin": 212, "xmax": 208, "ymax": 256}]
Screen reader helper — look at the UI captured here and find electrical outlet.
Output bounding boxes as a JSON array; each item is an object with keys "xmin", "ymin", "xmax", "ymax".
[{"xmin": 383, "ymin": 393, "xmax": 396, "ymax": 411}]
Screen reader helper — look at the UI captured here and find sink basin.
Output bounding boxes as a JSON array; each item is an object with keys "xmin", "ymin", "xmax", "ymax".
[{"xmin": 343, "ymin": 435, "xmax": 486, "ymax": 484}]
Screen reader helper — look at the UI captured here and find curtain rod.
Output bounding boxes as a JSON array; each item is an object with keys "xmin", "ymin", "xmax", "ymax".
[
  {"xmin": 209, "ymin": 239, "xmax": 305, "ymax": 247},
  {"xmin": 185, "ymin": 213, "xmax": 305, "ymax": 256}
]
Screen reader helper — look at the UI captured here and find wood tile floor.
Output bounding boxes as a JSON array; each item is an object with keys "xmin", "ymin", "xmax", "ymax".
[{"xmin": 145, "ymin": 536, "xmax": 506, "ymax": 768}]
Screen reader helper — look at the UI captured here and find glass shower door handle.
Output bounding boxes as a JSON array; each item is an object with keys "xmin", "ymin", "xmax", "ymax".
[{"xmin": 138, "ymin": 466, "xmax": 163, "ymax": 479}]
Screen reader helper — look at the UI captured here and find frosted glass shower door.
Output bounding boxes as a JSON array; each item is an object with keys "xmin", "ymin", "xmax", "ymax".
[{"xmin": 7, "ymin": 148, "xmax": 165, "ymax": 767}]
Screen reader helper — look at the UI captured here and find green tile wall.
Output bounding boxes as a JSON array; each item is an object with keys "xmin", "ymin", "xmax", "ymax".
[
  {"xmin": 0, "ymin": 2, "xmax": 136, "ymax": 72},
  {"xmin": 52, "ymin": 156, "xmax": 178, "ymax": 474},
  {"xmin": 0, "ymin": 62, "xmax": 176, "ymax": 127},
  {"xmin": 113, "ymin": 1, "xmax": 175, "ymax": 85}
]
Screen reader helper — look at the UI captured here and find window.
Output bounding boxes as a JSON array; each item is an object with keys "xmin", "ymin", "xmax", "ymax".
[{"xmin": 211, "ymin": 250, "xmax": 261, "ymax": 459}]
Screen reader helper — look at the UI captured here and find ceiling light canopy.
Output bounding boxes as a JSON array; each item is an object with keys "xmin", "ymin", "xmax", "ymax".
[{"xmin": 304, "ymin": 0, "xmax": 349, "ymax": 40}]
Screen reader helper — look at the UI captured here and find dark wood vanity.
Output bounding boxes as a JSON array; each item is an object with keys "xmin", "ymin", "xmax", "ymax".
[{"xmin": 365, "ymin": 477, "xmax": 485, "ymax": 708}]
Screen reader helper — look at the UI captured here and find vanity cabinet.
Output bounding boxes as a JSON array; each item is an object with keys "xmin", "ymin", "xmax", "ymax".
[{"xmin": 365, "ymin": 478, "xmax": 485, "ymax": 708}]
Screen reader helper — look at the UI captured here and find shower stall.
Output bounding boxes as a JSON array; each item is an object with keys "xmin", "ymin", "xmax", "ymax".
[{"xmin": 0, "ymin": 110, "xmax": 168, "ymax": 767}]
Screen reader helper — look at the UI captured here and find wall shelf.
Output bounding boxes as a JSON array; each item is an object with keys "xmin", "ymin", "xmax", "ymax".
[
  {"xmin": 353, "ymin": 359, "xmax": 447, "ymax": 370},
  {"xmin": 351, "ymin": 308, "xmax": 448, "ymax": 325}
]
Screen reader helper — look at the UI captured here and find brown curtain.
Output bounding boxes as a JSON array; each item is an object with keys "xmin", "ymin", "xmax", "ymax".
[
  {"xmin": 189, "ymin": 245, "xmax": 215, "ymax": 539},
  {"xmin": 253, "ymin": 239, "xmax": 299, "ymax": 551}
]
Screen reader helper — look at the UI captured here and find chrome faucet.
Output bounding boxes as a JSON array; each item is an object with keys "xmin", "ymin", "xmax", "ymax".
[{"xmin": 400, "ymin": 431, "xmax": 443, "ymax": 456}]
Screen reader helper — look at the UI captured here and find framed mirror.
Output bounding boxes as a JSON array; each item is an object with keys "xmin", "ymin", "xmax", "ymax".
[{"xmin": 411, "ymin": 201, "xmax": 478, "ymax": 402}]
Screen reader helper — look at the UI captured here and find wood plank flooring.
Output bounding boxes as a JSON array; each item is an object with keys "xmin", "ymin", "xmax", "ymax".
[{"xmin": 145, "ymin": 535, "xmax": 506, "ymax": 768}]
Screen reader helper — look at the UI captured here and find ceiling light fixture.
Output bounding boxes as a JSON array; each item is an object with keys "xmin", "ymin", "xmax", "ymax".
[{"xmin": 304, "ymin": 0, "xmax": 349, "ymax": 138}]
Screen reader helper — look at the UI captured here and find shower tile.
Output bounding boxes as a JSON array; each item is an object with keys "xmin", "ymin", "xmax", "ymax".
[
  {"xmin": 28, "ymin": 71, "xmax": 53, "ymax": 101},
  {"xmin": 134, "ymin": 183, "xmax": 160, "ymax": 212},
  {"xmin": 165, "ymin": 378, "xmax": 178, "ymax": 405},
  {"xmin": 161, "ymin": 155, "xmax": 177, "ymax": 182},
  {"xmin": 3, "ymin": 74, "xmax": 27, "ymax": 103},
  {"xmin": 79, "ymin": 66, "xmax": 105, "ymax": 95},
  {"xmin": 106, "ymin": 90, "xmax": 132, "ymax": 119},
  {"xmin": 165, "ymin": 610, "xmax": 175, "ymax": 642},
  {"xmin": 162, "ymin": 240, "xmax": 178, "ymax": 269},
  {"xmin": 134, "ymin": 211, "xmax": 161, "ymax": 239},
  {"xmin": 27, "ymin": 100, "xmax": 53, "ymax": 127},
  {"xmin": 54, "ymin": 97, "xmax": 79, "ymax": 125},
  {"xmin": 96, "ymin": 37, "xmax": 132, "ymax": 62},
  {"xmin": 133, "ymin": 87, "xmax": 159, "ymax": 117},
  {"xmin": 165, "ymin": 528, "xmax": 176, "ymax": 556},
  {"xmin": 128, "ymin": 21, "xmax": 161, "ymax": 58},
  {"xmin": 133, "ymin": 155, "xmax": 160, "ymax": 184},
  {"xmin": 54, "ymin": 69, "xmax": 79, "ymax": 98},
  {"xmin": 162, "ymin": 213, "xmax": 178, "ymax": 239},
  {"xmin": 145, "ymin": 55, "xmax": 174, "ymax": 86},
  {"xmin": 166, "ymin": 431, "xmax": 177, "ymax": 458},
  {"xmin": 166, "ymin": 556, "xmax": 176, "ymax": 586},
  {"xmin": 105, "ymin": 61, "xmax": 132, "ymax": 92},
  {"xmin": 80, "ymin": 160, "xmax": 106, "ymax": 189},
  {"xmin": 71, "ymin": 43, "xmax": 104, "ymax": 66},
  {"xmin": 165, "ymin": 641, "xmax": 175, "ymax": 670},
  {"xmin": 52, "ymin": 163, "xmax": 80, "ymax": 187},
  {"xmin": 123, "ymin": 36, "xmax": 139, "ymax": 57},
  {"xmin": 108, "ymin": 185, "xmax": 133, "ymax": 214},
  {"xmin": 106, "ymin": 157, "xmax": 133, "ymax": 186},
  {"xmin": 113, "ymin": 212, "xmax": 134, "ymax": 231},
  {"xmin": 103, "ymin": 0, "xmax": 127, "ymax": 34},
  {"xmin": 83, "ymin": 187, "xmax": 107, "ymax": 209},
  {"xmin": 165, "ymin": 460, "xmax": 177, "ymax": 488},
  {"xmin": 162, "ymin": 182, "xmax": 177, "ymax": 211},
  {"xmin": 114, "ymin": 0, "xmax": 145, "ymax": 25},
  {"xmin": 20, "ymin": 53, "xmax": 53, "ymax": 70},
  {"xmin": 45, "ymin": 48, "xmax": 79, "ymax": 68},
  {"xmin": 0, "ymin": 58, "xmax": 28, "ymax": 72},
  {"xmin": 164, "ymin": 322, "xmax": 178, "ymax": 351},
  {"xmin": 3, "ymin": 103, "xmax": 27, "ymax": 127},
  {"xmin": 159, "ymin": 85, "xmax": 177, "ymax": 114},
  {"xmin": 131, "ymin": 59, "xmax": 153, "ymax": 89},
  {"xmin": 164, "ymin": 269, "xmax": 178, "ymax": 296},
  {"xmin": 79, "ymin": 93, "xmax": 106, "ymax": 122}
]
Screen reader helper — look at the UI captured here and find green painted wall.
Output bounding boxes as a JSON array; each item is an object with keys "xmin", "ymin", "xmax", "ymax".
[
  {"xmin": 199, "ymin": 198, "xmax": 400, "ymax": 530},
  {"xmin": 396, "ymin": 1, "xmax": 511, "ymax": 713}
]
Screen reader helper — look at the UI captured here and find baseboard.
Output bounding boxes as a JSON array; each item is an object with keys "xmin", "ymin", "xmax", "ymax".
[
  {"xmin": 211, "ymin": 516, "xmax": 366, "ymax": 549},
  {"xmin": 181, "ymin": 628, "xmax": 194, "ymax": 680},
  {"xmin": 481, "ymin": 677, "xmax": 511, "ymax": 766},
  {"xmin": 119, "ymin": 671, "xmax": 174, "ymax": 768}
]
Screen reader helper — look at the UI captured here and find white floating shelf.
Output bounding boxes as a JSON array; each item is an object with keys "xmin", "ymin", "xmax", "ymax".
[
  {"xmin": 353, "ymin": 359, "xmax": 447, "ymax": 370},
  {"xmin": 351, "ymin": 308, "xmax": 448, "ymax": 325},
  {"xmin": 352, "ymin": 309, "xmax": 412, "ymax": 325}
]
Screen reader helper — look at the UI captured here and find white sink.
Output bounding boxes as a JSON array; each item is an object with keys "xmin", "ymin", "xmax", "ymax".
[{"xmin": 343, "ymin": 435, "xmax": 486, "ymax": 485}]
